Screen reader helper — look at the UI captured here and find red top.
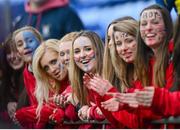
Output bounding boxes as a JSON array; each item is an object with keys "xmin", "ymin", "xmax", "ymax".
[{"xmin": 23, "ymin": 65, "xmax": 37, "ymax": 105}]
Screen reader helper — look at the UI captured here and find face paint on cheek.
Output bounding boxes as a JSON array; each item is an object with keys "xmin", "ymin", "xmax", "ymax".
[
  {"xmin": 23, "ymin": 31, "xmax": 40, "ymax": 55},
  {"xmin": 83, "ymin": 51, "xmax": 96, "ymax": 72}
]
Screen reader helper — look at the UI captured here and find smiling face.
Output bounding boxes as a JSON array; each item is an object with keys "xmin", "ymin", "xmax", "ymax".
[
  {"xmin": 59, "ymin": 41, "xmax": 72, "ymax": 68},
  {"xmin": 15, "ymin": 30, "xmax": 40, "ymax": 63},
  {"xmin": 114, "ymin": 31, "xmax": 137, "ymax": 63},
  {"xmin": 73, "ymin": 36, "xmax": 97, "ymax": 73},
  {"xmin": 40, "ymin": 49, "xmax": 67, "ymax": 81},
  {"xmin": 6, "ymin": 51, "xmax": 24, "ymax": 70},
  {"xmin": 140, "ymin": 9, "xmax": 166, "ymax": 50}
]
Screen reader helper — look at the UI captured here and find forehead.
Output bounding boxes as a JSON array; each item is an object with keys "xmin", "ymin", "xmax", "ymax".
[
  {"xmin": 40, "ymin": 49, "xmax": 58, "ymax": 64},
  {"xmin": 59, "ymin": 41, "xmax": 72, "ymax": 50},
  {"xmin": 15, "ymin": 30, "xmax": 35, "ymax": 40},
  {"xmin": 114, "ymin": 31, "xmax": 131, "ymax": 39},
  {"xmin": 73, "ymin": 36, "xmax": 93, "ymax": 48},
  {"xmin": 141, "ymin": 9, "xmax": 162, "ymax": 20}
]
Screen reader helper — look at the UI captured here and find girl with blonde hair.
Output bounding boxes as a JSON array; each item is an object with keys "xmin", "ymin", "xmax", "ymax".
[{"xmin": 14, "ymin": 39, "xmax": 77, "ymax": 128}]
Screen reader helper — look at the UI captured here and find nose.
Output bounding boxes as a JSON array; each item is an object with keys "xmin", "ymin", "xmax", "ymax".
[
  {"xmin": 64, "ymin": 53, "xmax": 70, "ymax": 61},
  {"xmin": 146, "ymin": 22, "xmax": 152, "ymax": 31},
  {"xmin": 121, "ymin": 43, "xmax": 128, "ymax": 52},
  {"xmin": 80, "ymin": 50, "xmax": 86, "ymax": 58}
]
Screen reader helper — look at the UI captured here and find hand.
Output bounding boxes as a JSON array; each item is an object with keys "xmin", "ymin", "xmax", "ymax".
[
  {"xmin": 65, "ymin": 93, "xmax": 79, "ymax": 106},
  {"xmin": 83, "ymin": 73, "xmax": 94, "ymax": 89},
  {"xmin": 136, "ymin": 87, "xmax": 155, "ymax": 107},
  {"xmin": 101, "ymin": 98, "xmax": 120, "ymax": 112},
  {"xmin": 106, "ymin": 92, "xmax": 138, "ymax": 108},
  {"xmin": 49, "ymin": 108, "xmax": 65, "ymax": 125},
  {"xmin": 88, "ymin": 74, "xmax": 113, "ymax": 96},
  {"xmin": 78, "ymin": 105, "xmax": 89, "ymax": 121},
  {"xmin": 7, "ymin": 102, "xmax": 17, "ymax": 119},
  {"xmin": 96, "ymin": 107, "xmax": 103, "ymax": 116},
  {"xmin": 53, "ymin": 94, "xmax": 65, "ymax": 108}
]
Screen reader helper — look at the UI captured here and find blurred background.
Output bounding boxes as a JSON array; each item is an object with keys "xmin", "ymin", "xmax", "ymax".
[{"xmin": 0, "ymin": 0, "xmax": 177, "ymax": 43}]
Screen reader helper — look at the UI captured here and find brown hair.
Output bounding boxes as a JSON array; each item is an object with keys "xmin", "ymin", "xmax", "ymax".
[{"xmin": 135, "ymin": 4, "xmax": 173, "ymax": 87}]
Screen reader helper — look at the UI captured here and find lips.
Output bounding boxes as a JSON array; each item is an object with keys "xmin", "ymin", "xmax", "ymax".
[{"xmin": 24, "ymin": 50, "xmax": 33, "ymax": 55}]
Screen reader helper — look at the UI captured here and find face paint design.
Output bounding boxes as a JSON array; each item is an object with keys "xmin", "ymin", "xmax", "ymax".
[
  {"xmin": 15, "ymin": 30, "xmax": 40, "ymax": 63},
  {"xmin": 73, "ymin": 36, "xmax": 97, "ymax": 73},
  {"xmin": 59, "ymin": 41, "xmax": 72, "ymax": 68},
  {"xmin": 114, "ymin": 31, "xmax": 137, "ymax": 63},
  {"xmin": 140, "ymin": 9, "xmax": 166, "ymax": 50},
  {"xmin": 40, "ymin": 49, "xmax": 68, "ymax": 81},
  {"xmin": 6, "ymin": 51, "xmax": 24, "ymax": 70}
]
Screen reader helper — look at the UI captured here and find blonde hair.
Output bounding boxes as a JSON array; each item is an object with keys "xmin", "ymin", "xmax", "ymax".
[
  {"xmin": 103, "ymin": 18, "xmax": 138, "ymax": 92},
  {"xmin": 59, "ymin": 32, "xmax": 80, "ymax": 43},
  {"xmin": 32, "ymin": 39, "xmax": 60, "ymax": 118},
  {"xmin": 68, "ymin": 31, "xmax": 104, "ymax": 106}
]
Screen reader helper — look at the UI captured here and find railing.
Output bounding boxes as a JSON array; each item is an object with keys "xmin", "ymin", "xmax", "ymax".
[
  {"xmin": 152, "ymin": 116, "xmax": 180, "ymax": 129},
  {"xmin": 63, "ymin": 119, "xmax": 109, "ymax": 129}
]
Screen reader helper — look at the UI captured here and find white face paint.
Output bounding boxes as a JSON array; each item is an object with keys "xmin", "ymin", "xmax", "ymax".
[
  {"xmin": 73, "ymin": 36, "xmax": 96, "ymax": 73},
  {"xmin": 140, "ymin": 9, "xmax": 166, "ymax": 51},
  {"xmin": 114, "ymin": 31, "xmax": 137, "ymax": 63},
  {"xmin": 40, "ymin": 49, "xmax": 68, "ymax": 81}
]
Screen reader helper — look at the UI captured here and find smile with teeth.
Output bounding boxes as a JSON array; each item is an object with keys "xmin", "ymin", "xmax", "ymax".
[
  {"xmin": 146, "ymin": 33, "xmax": 156, "ymax": 38},
  {"xmin": 81, "ymin": 59, "xmax": 91, "ymax": 64}
]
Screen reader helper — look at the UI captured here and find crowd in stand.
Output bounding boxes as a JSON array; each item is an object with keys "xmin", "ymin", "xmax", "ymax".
[{"xmin": 0, "ymin": 0, "xmax": 180, "ymax": 129}]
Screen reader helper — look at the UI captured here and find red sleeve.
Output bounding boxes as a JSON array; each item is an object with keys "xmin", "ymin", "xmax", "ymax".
[
  {"xmin": 15, "ymin": 104, "xmax": 65, "ymax": 128},
  {"xmin": 64, "ymin": 104, "xmax": 78, "ymax": 121},
  {"xmin": 165, "ymin": 62, "xmax": 174, "ymax": 89},
  {"xmin": 151, "ymin": 87, "xmax": 180, "ymax": 117}
]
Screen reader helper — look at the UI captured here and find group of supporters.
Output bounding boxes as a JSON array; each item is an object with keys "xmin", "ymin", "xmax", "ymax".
[{"xmin": 0, "ymin": 2, "xmax": 180, "ymax": 129}]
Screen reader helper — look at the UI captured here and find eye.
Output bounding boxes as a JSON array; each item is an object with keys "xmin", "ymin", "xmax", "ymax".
[
  {"xmin": 60, "ymin": 51, "xmax": 65, "ymax": 57},
  {"xmin": 152, "ymin": 20, "xmax": 159, "ymax": 24},
  {"xmin": 115, "ymin": 41, "xmax": 122, "ymax": 46},
  {"xmin": 43, "ymin": 65, "xmax": 49, "ymax": 72},
  {"xmin": 85, "ymin": 47, "xmax": 92, "ymax": 51},
  {"xmin": 17, "ymin": 41, "xmax": 23, "ymax": 47},
  {"xmin": 50, "ymin": 59, "xmax": 57, "ymax": 65},
  {"xmin": 74, "ymin": 49, "xmax": 80, "ymax": 54},
  {"xmin": 140, "ymin": 21, "xmax": 147, "ymax": 26},
  {"xmin": 126, "ymin": 38, "xmax": 133, "ymax": 43}
]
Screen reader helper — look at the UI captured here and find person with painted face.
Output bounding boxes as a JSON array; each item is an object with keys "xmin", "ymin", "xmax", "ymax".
[
  {"xmin": 68, "ymin": 31, "xmax": 114, "ymax": 129},
  {"xmin": 13, "ymin": 26, "xmax": 43, "ymax": 106},
  {"xmin": 106, "ymin": 4, "xmax": 174, "ymax": 128},
  {"xmin": 129, "ymin": 11, "xmax": 180, "ymax": 118},
  {"xmin": 14, "ymin": 39, "xmax": 78, "ymax": 128},
  {"xmin": 59, "ymin": 32, "xmax": 80, "ymax": 69},
  {"xmin": 83, "ymin": 17, "xmax": 141, "ymax": 128}
]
